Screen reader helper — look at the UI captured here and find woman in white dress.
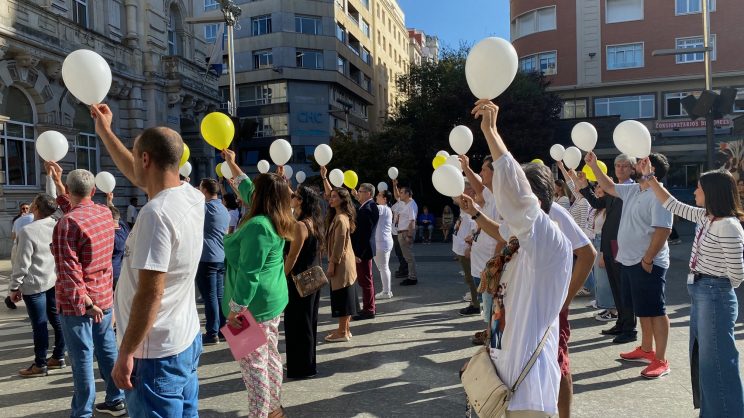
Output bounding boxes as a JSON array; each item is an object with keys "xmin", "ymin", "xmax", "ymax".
[{"xmin": 374, "ymin": 190, "xmax": 394, "ymax": 299}]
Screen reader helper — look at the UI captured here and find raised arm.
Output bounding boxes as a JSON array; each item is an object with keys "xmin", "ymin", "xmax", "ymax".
[
  {"xmin": 639, "ymin": 157, "xmax": 705, "ymax": 224},
  {"xmin": 458, "ymin": 194, "xmax": 505, "ymax": 244},
  {"xmin": 90, "ymin": 105, "xmax": 145, "ymax": 191},
  {"xmin": 460, "ymin": 154, "xmax": 485, "ymax": 195},
  {"xmin": 585, "ymin": 151, "xmax": 618, "ymax": 197},
  {"xmin": 45, "ymin": 161, "xmax": 66, "ymax": 197},
  {"xmin": 320, "ymin": 166, "xmax": 332, "ymax": 199}
]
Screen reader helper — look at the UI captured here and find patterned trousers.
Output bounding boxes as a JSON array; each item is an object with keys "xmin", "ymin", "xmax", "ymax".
[{"xmin": 239, "ymin": 315, "xmax": 282, "ymax": 417}]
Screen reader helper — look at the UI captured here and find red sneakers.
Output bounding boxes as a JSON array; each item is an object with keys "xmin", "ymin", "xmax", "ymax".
[
  {"xmin": 619, "ymin": 346, "xmax": 656, "ymax": 364},
  {"xmin": 641, "ymin": 359, "xmax": 671, "ymax": 379}
]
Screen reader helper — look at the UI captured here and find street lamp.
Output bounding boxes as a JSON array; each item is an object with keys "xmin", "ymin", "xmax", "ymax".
[
  {"xmin": 652, "ymin": 0, "xmax": 714, "ymax": 169},
  {"xmin": 186, "ymin": 0, "xmax": 241, "ymax": 117}
]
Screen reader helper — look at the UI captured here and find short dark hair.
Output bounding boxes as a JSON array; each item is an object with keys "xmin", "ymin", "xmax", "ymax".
[
  {"xmin": 32, "ymin": 193, "xmax": 58, "ymax": 218},
  {"xmin": 378, "ymin": 190, "xmax": 393, "ymax": 206},
  {"xmin": 401, "ymin": 186, "xmax": 413, "ymax": 197},
  {"xmin": 109, "ymin": 206, "xmax": 121, "ymax": 221},
  {"xmin": 200, "ymin": 178, "xmax": 220, "ymax": 195},
  {"xmin": 223, "ymin": 193, "xmax": 239, "ymax": 210},
  {"xmin": 135, "ymin": 127, "xmax": 183, "ymax": 171},
  {"xmin": 130, "ymin": 197, "xmax": 137, "ymax": 205},
  {"xmin": 483, "ymin": 156, "xmax": 494, "ymax": 170},
  {"xmin": 522, "ymin": 163, "xmax": 554, "ymax": 214},
  {"xmin": 648, "ymin": 153, "xmax": 670, "ymax": 180}
]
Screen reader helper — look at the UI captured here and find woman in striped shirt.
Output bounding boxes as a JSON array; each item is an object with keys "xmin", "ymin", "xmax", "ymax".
[{"xmin": 642, "ymin": 160, "xmax": 744, "ymax": 418}]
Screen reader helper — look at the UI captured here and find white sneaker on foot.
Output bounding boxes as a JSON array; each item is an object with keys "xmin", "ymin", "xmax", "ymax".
[
  {"xmin": 375, "ymin": 292, "xmax": 393, "ymax": 299},
  {"xmin": 463, "ymin": 292, "xmax": 472, "ymax": 302}
]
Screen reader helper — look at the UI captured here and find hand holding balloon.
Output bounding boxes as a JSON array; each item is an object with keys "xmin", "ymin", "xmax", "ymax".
[
  {"xmin": 458, "ymin": 194, "xmax": 478, "ymax": 217},
  {"xmin": 90, "ymin": 104, "xmax": 114, "ymax": 137},
  {"xmin": 472, "ymin": 100, "xmax": 499, "ymax": 134},
  {"xmin": 584, "ymin": 151, "xmax": 598, "ymax": 167},
  {"xmin": 639, "ymin": 157, "xmax": 653, "ymax": 177}
]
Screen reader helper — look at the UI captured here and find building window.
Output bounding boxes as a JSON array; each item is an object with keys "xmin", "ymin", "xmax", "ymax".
[
  {"xmin": 252, "ymin": 15, "xmax": 272, "ymax": 36},
  {"xmin": 733, "ymin": 90, "xmax": 744, "ymax": 113},
  {"xmin": 296, "ymin": 49, "xmax": 323, "ymax": 69},
  {"xmin": 109, "ymin": 0, "xmax": 123, "ymax": 30},
  {"xmin": 75, "ymin": 133, "xmax": 99, "ymax": 172},
  {"xmin": 362, "ymin": 75, "xmax": 372, "ymax": 92},
  {"xmin": 676, "ymin": 0, "xmax": 715, "ymax": 15},
  {"xmin": 167, "ymin": 7, "xmax": 182, "ymax": 56},
  {"xmin": 607, "ymin": 42, "xmax": 644, "ymax": 69},
  {"xmin": 606, "ymin": 0, "xmax": 644, "ymax": 23},
  {"xmin": 243, "ymin": 114, "xmax": 289, "ymax": 138},
  {"xmin": 675, "ymin": 35, "xmax": 716, "ymax": 63},
  {"xmin": 295, "ymin": 15, "xmax": 321, "ymax": 35},
  {"xmin": 238, "ymin": 82, "xmax": 287, "ymax": 106},
  {"xmin": 561, "ymin": 99, "xmax": 588, "ymax": 119},
  {"xmin": 1, "ymin": 87, "xmax": 37, "ymax": 187},
  {"xmin": 665, "ymin": 92, "xmax": 691, "ymax": 117},
  {"xmin": 337, "ymin": 55, "xmax": 347, "ymax": 75},
  {"xmin": 360, "ymin": 19, "xmax": 370, "ymax": 38},
  {"xmin": 595, "ymin": 94, "xmax": 655, "ymax": 119},
  {"xmin": 360, "ymin": 0, "xmax": 370, "ymax": 10},
  {"xmin": 519, "ymin": 51, "xmax": 557, "ymax": 75},
  {"xmin": 336, "ymin": 23, "xmax": 346, "ymax": 43},
  {"xmin": 513, "ymin": 6, "xmax": 556, "ymax": 39},
  {"xmin": 204, "ymin": 0, "xmax": 219, "ymax": 10},
  {"xmin": 73, "ymin": 0, "xmax": 88, "ymax": 27},
  {"xmin": 253, "ymin": 50, "xmax": 273, "ymax": 69},
  {"xmin": 361, "ymin": 47, "xmax": 371, "ymax": 64},
  {"xmin": 205, "ymin": 24, "xmax": 219, "ymax": 43}
]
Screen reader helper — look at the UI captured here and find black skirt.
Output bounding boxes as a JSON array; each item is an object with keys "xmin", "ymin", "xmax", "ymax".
[{"xmin": 330, "ymin": 284, "xmax": 358, "ymax": 318}]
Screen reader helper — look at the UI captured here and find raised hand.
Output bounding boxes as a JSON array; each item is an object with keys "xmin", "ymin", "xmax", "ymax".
[
  {"xmin": 584, "ymin": 151, "xmax": 598, "ymax": 167},
  {"xmin": 221, "ymin": 149, "xmax": 236, "ymax": 165},
  {"xmin": 319, "ymin": 165, "xmax": 327, "ymax": 177},
  {"xmin": 472, "ymin": 100, "xmax": 499, "ymax": 134},
  {"xmin": 459, "ymin": 193, "xmax": 478, "ymax": 216},
  {"xmin": 458, "ymin": 155, "xmax": 470, "ymax": 172},
  {"xmin": 638, "ymin": 157, "xmax": 652, "ymax": 176},
  {"xmin": 90, "ymin": 104, "xmax": 113, "ymax": 136}
]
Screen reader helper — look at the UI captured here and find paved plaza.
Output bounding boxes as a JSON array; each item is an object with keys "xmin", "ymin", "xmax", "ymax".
[{"xmin": 1, "ymin": 221, "xmax": 743, "ymax": 417}]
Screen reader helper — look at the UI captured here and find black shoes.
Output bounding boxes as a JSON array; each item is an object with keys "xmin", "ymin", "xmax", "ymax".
[
  {"xmin": 394, "ymin": 271, "xmax": 409, "ymax": 279},
  {"xmin": 352, "ymin": 312, "xmax": 375, "ymax": 321},
  {"xmin": 400, "ymin": 279, "xmax": 418, "ymax": 286},
  {"xmin": 459, "ymin": 306, "xmax": 480, "ymax": 316},
  {"xmin": 202, "ymin": 334, "xmax": 220, "ymax": 346},
  {"xmin": 95, "ymin": 400, "xmax": 127, "ymax": 416},
  {"xmin": 601, "ymin": 326, "xmax": 623, "ymax": 336},
  {"xmin": 4, "ymin": 296, "xmax": 17, "ymax": 310},
  {"xmin": 613, "ymin": 333, "xmax": 638, "ymax": 344}
]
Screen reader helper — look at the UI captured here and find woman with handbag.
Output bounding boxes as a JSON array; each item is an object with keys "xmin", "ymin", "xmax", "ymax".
[
  {"xmin": 640, "ymin": 161, "xmax": 744, "ymax": 417},
  {"xmin": 324, "ymin": 187, "xmax": 358, "ymax": 342},
  {"xmin": 221, "ymin": 149, "xmax": 294, "ymax": 418},
  {"xmin": 283, "ymin": 185, "xmax": 324, "ymax": 379}
]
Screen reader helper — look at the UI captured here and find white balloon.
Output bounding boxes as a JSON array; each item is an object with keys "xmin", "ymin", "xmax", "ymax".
[
  {"xmin": 179, "ymin": 161, "xmax": 192, "ymax": 177},
  {"xmin": 269, "ymin": 139, "xmax": 293, "ymax": 166},
  {"xmin": 388, "ymin": 167, "xmax": 399, "ymax": 180},
  {"xmin": 220, "ymin": 162, "xmax": 234, "ymax": 179},
  {"xmin": 62, "ymin": 49, "xmax": 112, "ymax": 105},
  {"xmin": 36, "ymin": 131, "xmax": 69, "ymax": 162},
  {"xmin": 563, "ymin": 146, "xmax": 582, "ymax": 170},
  {"xmin": 571, "ymin": 122, "xmax": 598, "ymax": 152},
  {"xmin": 257, "ymin": 160, "xmax": 270, "ymax": 174},
  {"xmin": 94, "ymin": 171, "xmax": 116, "ymax": 193},
  {"xmin": 549, "ymin": 144, "xmax": 565, "ymax": 162},
  {"xmin": 432, "ymin": 165, "xmax": 465, "ymax": 197},
  {"xmin": 465, "ymin": 37, "xmax": 519, "ymax": 99},
  {"xmin": 314, "ymin": 144, "xmax": 333, "ymax": 166},
  {"xmin": 449, "ymin": 125, "xmax": 474, "ymax": 155},
  {"xmin": 329, "ymin": 169, "xmax": 344, "ymax": 187},
  {"xmin": 283, "ymin": 165, "xmax": 293, "ymax": 180},
  {"xmin": 613, "ymin": 120, "xmax": 651, "ymax": 158},
  {"xmin": 436, "ymin": 150, "xmax": 450, "ymax": 158},
  {"xmin": 445, "ymin": 155, "xmax": 461, "ymax": 169},
  {"xmin": 377, "ymin": 181, "xmax": 388, "ymax": 192},
  {"xmin": 295, "ymin": 171, "xmax": 306, "ymax": 184}
]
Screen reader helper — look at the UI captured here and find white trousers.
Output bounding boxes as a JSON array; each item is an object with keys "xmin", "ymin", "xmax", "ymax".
[{"xmin": 373, "ymin": 249, "xmax": 392, "ymax": 294}]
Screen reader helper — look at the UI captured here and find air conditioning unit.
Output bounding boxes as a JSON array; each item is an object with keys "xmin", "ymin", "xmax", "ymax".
[{"xmin": 544, "ymin": 63, "xmax": 557, "ymax": 75}]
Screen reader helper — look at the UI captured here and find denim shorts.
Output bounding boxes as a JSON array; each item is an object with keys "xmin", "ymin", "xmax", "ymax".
[{"xmin": 622, "ymin": 262, "xmax": 667, "ymax": 317}]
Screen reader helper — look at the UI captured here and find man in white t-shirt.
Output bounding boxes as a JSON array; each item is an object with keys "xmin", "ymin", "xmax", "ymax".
[
  {"xmin": 91, "ymin": 104, "xmax": 204, "ymax": 416},
  {"xmin": 392, "ymin": 182, "xmax": 418, "ymax": 285},
  {"xmin": 390, "ymin": 199, "xmax": 408, "ymax": 278}
]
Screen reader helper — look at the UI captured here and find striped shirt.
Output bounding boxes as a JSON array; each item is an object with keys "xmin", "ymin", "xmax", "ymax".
[
  {"xmin": 53, "ymin": 195, "xmax": 115, "ymax": 316},
  {"xmin": 663, "ymin": 197, "xmax": 744, "ymax": 288}
]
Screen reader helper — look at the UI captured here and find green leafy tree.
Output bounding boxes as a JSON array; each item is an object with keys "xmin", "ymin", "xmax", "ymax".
[{"xmin": 330, "ymin": 47, "xmax": 562, "ymax": 210}]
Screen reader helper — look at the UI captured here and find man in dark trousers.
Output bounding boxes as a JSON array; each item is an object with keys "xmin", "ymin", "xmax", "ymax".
[
  {"xmin": 352, "ymin": 183, "xmax": 380, "ymax": 320},
  {"xmin": 578, "ymin": 153, "xmax": 638, "ymax": 344}
]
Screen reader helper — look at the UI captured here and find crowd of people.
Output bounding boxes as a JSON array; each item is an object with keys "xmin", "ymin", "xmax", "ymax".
[{"xmin": 4, "ymin": 99, "xmax": 744, "ymax": 418}]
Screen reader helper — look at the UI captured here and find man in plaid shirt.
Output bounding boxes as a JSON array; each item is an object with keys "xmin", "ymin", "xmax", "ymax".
[{"xmin": 47, "ymin": 162, "xmax": 126, "ymax": 417}]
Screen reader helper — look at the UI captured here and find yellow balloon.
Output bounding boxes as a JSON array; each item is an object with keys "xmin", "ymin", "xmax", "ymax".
[
  {"xmin": 531, "ymin": 158, "xmax": 544, "ymax": 165},
  {"xmin": 200, "ymin": 112, "xmax": 235, "ymax": 150},
  {"xmin": 343, "ymin": 170, "xmax": 358, "ymax": 189},
  {"xmin": 432, "ymin": 155, "xmax": 446, "ymax": 169},
  {"xmin": 180, "ymin": 143, "xmax": 190, "ymax": 167},
  {"xmin": 581, "ymin": 160, "xmax": 607, "ymax": 182},
  {"xmin": 215, "ymin": 163, "xmax": 223, "ymax": 178}
]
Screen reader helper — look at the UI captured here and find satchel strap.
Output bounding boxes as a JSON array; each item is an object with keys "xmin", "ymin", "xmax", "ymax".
[{"xmin": 508, "ymin": 326, "xmax": 551, "ymax": 400}]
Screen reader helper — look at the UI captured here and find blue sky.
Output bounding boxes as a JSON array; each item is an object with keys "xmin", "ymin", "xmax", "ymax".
[{"xmin": 398, "ymin": 0, "xmax": 510, "ymax": 51}]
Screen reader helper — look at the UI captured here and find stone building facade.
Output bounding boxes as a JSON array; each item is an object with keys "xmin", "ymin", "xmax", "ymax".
[{"xmin": 0, "ymin": 0, "xmax": 220, "ymax": 257}]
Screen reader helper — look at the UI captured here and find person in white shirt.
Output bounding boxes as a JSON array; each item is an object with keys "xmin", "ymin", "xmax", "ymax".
[
  {"xmin": 453, "ymin": 179, "xmax": 479, "ymax": 316},
  {"xmin": 459, "ymin": 100, "xmax": 573, "ymax": 417},
  {"xmin": 6, "ymin": 203, "xmax": 34, "ymax": 309},
  {"xmin": 374, "ymin": 190, "xmax": 394, "ymax": 299},
  {"xmin": 392, "ymin": 181, "xmax": 418, "ymax": 285},
  {"xmin": 390, "ymin": 199, "xmax": 408, "ymax": 278},
  {"xmin": 91, "ymin": 104, "xmax": 204, "ymax": 416},
  {"xmin": 126, "ymin": 197, "xmax": 138, "ymax": 229}
]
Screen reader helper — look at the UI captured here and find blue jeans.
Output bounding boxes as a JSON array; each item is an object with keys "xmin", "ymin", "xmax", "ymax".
[
  {"xmin": 59, "ymin": 310, "xmax": 123, "ymax": 418},
  {"xmin": 195, "ymin": 261, "xmax": 226, "ymax": 337},
  {"xmin": 689, "ymin": 276, "xmax": 744, "ymax": 418},
  {"xmin": 23, "ymin": 287, "xmax": 65, "ymax": 367},
  {"xmin": 125, "ymin": 334, "xmax": 201, "ymax": 418},
  {"xmin": 593, "ymin": 235, "xmax": 614, "ymax": 309}
]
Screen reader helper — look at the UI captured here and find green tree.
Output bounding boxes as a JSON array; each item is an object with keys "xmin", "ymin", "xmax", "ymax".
[{"xmin": 330, "ymin": 47, "xmax": 562, "ymax": 210}]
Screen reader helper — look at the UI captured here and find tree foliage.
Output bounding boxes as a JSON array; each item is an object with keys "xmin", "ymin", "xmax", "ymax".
[{"xmin": 329, "ymin": 47, "xmax": 562, "ymax": 210}]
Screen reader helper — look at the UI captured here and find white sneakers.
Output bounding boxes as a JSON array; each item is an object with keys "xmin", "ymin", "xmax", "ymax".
[{"xmin": 375, "ymin": 291, "xmax": 393, "ymax": 299}]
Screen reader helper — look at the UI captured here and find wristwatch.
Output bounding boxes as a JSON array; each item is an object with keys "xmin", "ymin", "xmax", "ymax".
[
  {"xmin": 472, "ymin": 211, "xmax": 482, "ymax": 221},
  {"xmin": 85, "ymin": 302, "xmax": 94, "ymax": 310}
]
